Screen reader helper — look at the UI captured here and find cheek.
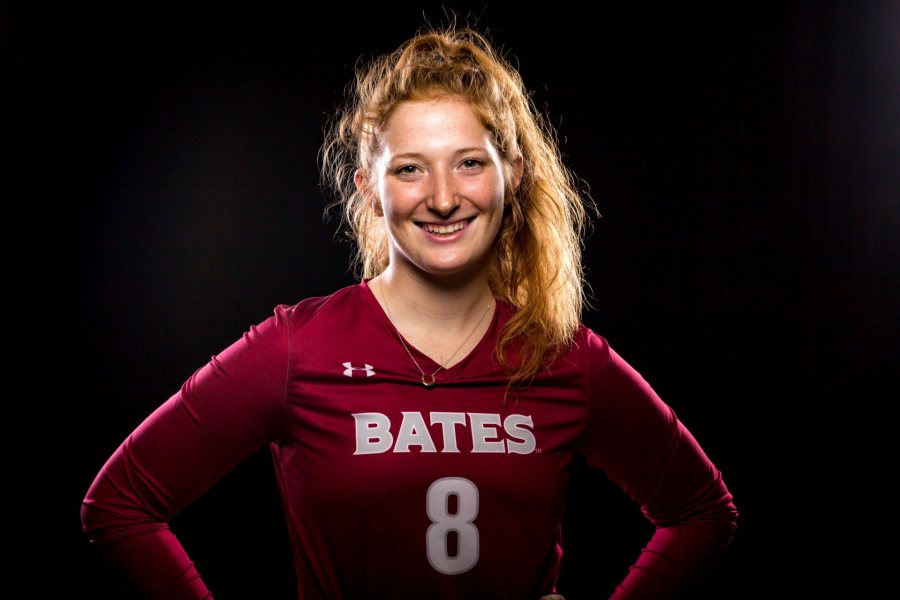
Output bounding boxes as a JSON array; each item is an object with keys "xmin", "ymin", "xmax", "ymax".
[
  {"xmin": 379, "ymin": 186, "xmax": 418, "ymax": 223},
  {"xmin": 461, "ymin": 177, "xmax": 505, "ymax": 205},
  {"xmin": 380, "ymin": 199, "xmax": 401, "ymax": 223}
]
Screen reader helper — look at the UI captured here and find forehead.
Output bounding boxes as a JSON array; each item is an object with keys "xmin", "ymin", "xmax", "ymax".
[{"xmin": 379, "ymin": 96, "xmax": 492, "ymax": 149}]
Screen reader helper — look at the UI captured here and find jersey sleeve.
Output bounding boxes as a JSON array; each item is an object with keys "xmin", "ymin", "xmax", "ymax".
[
  {"xmin": 582, "ymin": 330, "xmax": 738, "ymax": 599},
  {"xmin": 80, "ymin": 307, "xmax": 291, "ymax": 599}
]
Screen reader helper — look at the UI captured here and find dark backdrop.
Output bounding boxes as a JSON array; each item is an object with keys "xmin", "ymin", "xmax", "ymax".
[{"xmin": 15, "ymin": 1, "xmax": 898, "ymax": 598}]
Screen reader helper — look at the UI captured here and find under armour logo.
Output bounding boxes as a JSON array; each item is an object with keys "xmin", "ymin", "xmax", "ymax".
[{"xmin": 343, "ymin": 362, "xmax": 376, "ymax": 378}]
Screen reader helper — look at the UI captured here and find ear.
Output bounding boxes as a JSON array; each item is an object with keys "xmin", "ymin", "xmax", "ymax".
[
  {"xmin": 508, "ymin": 156, "xmax": 524, "ymax": 198},
  {"xmin": 354, "ymin": 168, "xmax": 383, "ymax": 216}
]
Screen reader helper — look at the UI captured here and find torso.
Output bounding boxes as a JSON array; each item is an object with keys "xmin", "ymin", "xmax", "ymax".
[{"xmin": 272, "ymin": 281, "xmax": 591, "ymax": 599}]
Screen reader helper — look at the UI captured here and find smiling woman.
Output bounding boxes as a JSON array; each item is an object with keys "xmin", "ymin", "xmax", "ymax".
[
  {"xmin": 363, "ymin": 96, "xmax": 516, "ymax": 282},
  {"xmin": 355, "ymin": 96, "xmax": 519, "ymax": 369},
  {"xmin": 323, "ymin": 29, "xmax": 589, "ymax": 391},
  {"xmin": 81, "ymin": 24, "xmax": 738, "ymax": 599}
]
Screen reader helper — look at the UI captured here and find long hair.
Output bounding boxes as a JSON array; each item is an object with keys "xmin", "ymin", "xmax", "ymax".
[{"xmin": 321, "ymin": 25, "xmax": 595, "ymax": 388}]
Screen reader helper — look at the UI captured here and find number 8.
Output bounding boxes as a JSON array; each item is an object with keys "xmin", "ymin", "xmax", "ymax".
[{"xmin": 426, "ymin": 477, "xmax": 479, "ymax": 574}]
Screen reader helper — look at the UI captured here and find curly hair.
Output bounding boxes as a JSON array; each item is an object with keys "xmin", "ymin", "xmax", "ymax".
[{"xmin": 320, "ymin": 25, "xmax": 594, "ymax": 389}]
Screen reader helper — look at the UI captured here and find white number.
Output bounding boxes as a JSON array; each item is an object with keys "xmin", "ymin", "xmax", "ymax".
[{"xmin": 425, "ymin": 477, "xmax": 479, "ymax": 574}]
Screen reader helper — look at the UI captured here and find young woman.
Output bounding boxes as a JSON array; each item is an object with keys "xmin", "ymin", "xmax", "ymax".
[{"xmin": 82, "ymin": 26, "xmax": 738, "ymax": 599}]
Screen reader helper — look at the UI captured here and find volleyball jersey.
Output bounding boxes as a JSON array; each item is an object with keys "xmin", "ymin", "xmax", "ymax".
[{"xmin": 81, "ymin": 281, "xmax": 737, "ymax": 599}]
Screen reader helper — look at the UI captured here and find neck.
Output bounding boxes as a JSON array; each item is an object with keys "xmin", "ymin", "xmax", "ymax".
[
  {"xmin": 370, "ymin": 265, "xmax": 495, "ymax": 370},
  {"xmin": 374, "ymin": 264, "xmax": 494, "ymax": 325},
  {"xmin": 369, "ymin": 261, "xmax": 497, "ymax": 371}
]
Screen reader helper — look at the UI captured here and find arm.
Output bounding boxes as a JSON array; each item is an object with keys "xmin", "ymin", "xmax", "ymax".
[
  {"xmin": 583, "ymin": 331, "xmax": 738, "ymax": 599},
  {"xmin": 81, "ymin": 309, "xmax": 290, "ymax": 599}
]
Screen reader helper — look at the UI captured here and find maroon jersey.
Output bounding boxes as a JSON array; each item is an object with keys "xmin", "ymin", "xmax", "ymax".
[{"xmin": 82, "ymin": 281, "xmax": 737, "ymax": 599}]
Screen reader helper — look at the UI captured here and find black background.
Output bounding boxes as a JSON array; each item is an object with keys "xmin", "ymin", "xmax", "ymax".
[{"xmin": 14, "ymin": 1, "xmax": 898, "ymax": 598}]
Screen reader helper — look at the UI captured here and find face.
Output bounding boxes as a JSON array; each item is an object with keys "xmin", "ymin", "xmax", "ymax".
[{"xmin": 357, "ymin": 95, "xmax": 521, "ymax": 281}]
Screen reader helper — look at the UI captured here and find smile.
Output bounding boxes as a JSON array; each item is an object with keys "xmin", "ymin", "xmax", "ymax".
[{"xmin": 420, "ymin": 219, "xmax": 471, "ymax": 235}]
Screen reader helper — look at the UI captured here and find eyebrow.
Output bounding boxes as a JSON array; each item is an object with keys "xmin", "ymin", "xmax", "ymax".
[{"xmin": 389, "ymin": 147, "xmax": 490, "ymax": 161}]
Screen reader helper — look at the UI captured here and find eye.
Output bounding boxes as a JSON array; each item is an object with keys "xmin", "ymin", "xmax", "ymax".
[
  {"xmin": 460, "ymin": 158, "xmax": 484, "ymax": 169},
  {"xmin": 394, "ymin": 164, "xmax": 420, "ymax": 175}
]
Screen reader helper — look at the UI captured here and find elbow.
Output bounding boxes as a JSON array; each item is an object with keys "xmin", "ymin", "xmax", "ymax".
[
  {"xmin": 649, "ymin": 478, "xmax": 739, "ymax": 536},
  {"xmin": 81, "ymin": 473, "xmax": 116, "ymax": 545},
  {"xmin": 80, "ymin": 477, "xmax": 153, "ymax": 549},
  {"xmin": 80, "ymin": 495, "xmax": 92, "ymax": 535},
  {"xmin": 81, "ymin": 486, "xmax": 106, "ymax": 541},
  {"xmin": 80, "ymin": 449, "xmax": 165, "ymax": 547},
  {"xmin": 706, "ymin": 503, "xmax": 739, "ymax": 545},
  {"xmin": 696, "ymin": 470, "xmax": 739, "ymax": 534},
  {"xmin": 698, "ymin": 491, "xmax": 739, "ymax": 536},
  {"xmin": 717, "ymin": 484, "xmax": 739, "ymax": 533},
  {"xmin": 728, "ymin": 500, "xmax": 739, "ymax": 531}
]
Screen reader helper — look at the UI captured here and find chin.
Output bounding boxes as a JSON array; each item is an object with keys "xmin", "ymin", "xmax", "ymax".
[
  {"xmin": 392, "ymin": 246, "xmax": 494, "ymax": 280},
  {"xmin": 417, "ymin": 257, "xmax": 491, "ymax": 280}
]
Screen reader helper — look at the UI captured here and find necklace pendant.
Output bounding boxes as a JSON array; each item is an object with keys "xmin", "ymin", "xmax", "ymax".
[{"xmin": 378, "ymin": 283, "xmax": 493, "ymax": 391}]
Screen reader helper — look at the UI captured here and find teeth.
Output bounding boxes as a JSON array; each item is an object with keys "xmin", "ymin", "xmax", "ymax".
[{"xmin": 424, "ymin": 221, "xmax": 467, "ymax": 234}]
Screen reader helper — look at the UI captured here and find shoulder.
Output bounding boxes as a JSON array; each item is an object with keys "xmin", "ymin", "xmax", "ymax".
[
  {"xmin": 564, "ymin": 324, "xmax": 655, "ymax": 398},
  {"xmin": 561, "ymin": 323, "xmax": 613, "ymax": 369},
  {"xmin": 270, "ymin": 282, "xmax": 368, "ymax": 331},
  {"xmin": 257, "ymin": 282, "xmax": 380, "ymax": 359}
]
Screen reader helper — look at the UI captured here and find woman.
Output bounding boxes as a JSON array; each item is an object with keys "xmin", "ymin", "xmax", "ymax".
[{"xmin": 82, "ymin": 26, "xmax": 737, "ymax": 599}]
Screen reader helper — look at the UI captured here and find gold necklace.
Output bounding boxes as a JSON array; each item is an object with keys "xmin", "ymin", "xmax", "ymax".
[{"xmin": 378, "ymin": 284, "xmax": 494, "ymax": 387}]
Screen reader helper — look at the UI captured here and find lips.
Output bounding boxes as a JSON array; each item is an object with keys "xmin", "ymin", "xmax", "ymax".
[{"xmin": 420, "ymin": 218, "xmax": 472, "ymax": 235}]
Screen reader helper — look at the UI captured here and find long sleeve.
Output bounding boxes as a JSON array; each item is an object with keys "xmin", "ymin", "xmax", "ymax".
[
  {"xmin": 81, "ymin": 308, "xmax": 291, "ymax": 599},
  {"xmin": 583, "ymin": 331, "xmax": 738, "ymax": 599}
]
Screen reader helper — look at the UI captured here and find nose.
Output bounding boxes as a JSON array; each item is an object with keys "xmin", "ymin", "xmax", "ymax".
[{"xmin": 426, "ymin": 169, "xmax": 460, "ymax": 217}]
